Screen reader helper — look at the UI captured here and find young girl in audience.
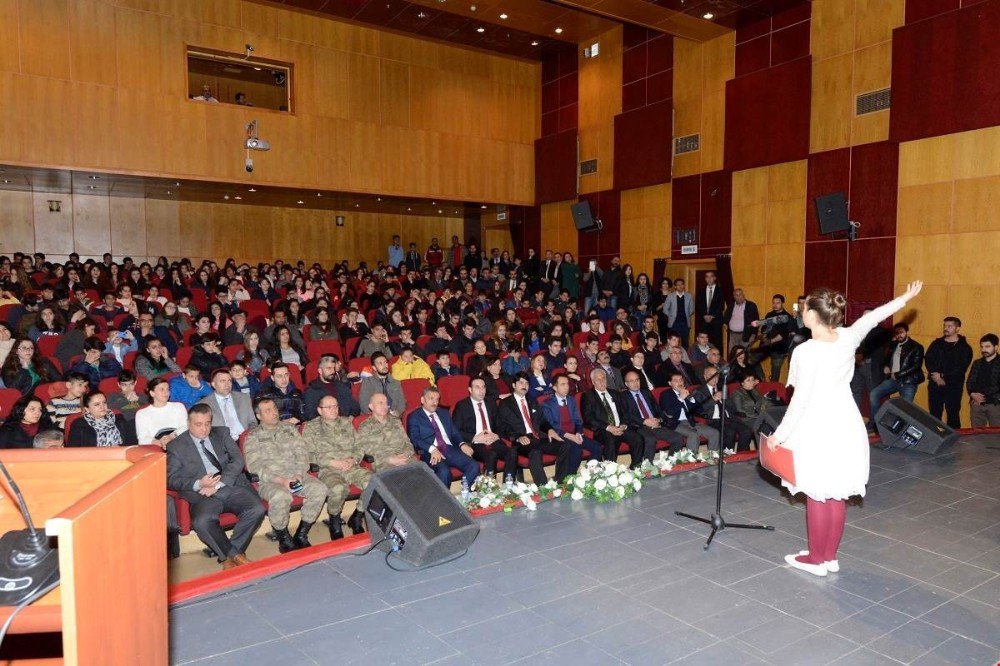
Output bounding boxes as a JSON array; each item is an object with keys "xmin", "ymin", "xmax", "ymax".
[
  {"xmin": 134, "ymin": 378, "xmax": 187, "ymax": 448},
  {"xmin": 1, "ymin": 338, "xmax": 57, "ymax": 395},
  {"xmin": 0, "ymin": 395, "xmax": 58, "ymax": 449},
  {"xmin": 28, "ymin": 306, "xmax": 65, "ymax": 342},
  {"xmin": 241, "ymin": 330, "xmax": 270, "ymax": 375}
]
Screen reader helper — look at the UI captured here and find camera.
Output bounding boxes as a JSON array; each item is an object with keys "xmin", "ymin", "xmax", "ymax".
[
  {"xmin": 244, "ymin": 138, "xmax": 270, "ymax": 151},
  {"xmin": 245, "ymin": 157, "xmax": 254, "ymax": 173}
]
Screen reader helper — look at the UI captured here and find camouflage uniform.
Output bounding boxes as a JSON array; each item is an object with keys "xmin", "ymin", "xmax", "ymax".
[
  {"xmin": 302, "ymin": 416, "xmax": 372, "ymax": 516},
  {"xmin": 356, "ymin": 415, "xmax": 416, "ymax": 472},
  {"xmin": 243, "ymin": 423, "xmax": 328, "ymax": 529}
]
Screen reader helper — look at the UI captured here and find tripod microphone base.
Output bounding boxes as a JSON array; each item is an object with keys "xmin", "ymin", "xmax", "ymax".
[
  {"xmin": 0, "ymin": 529, "xmax": 60, "ymax": 606},
  {"xmin": 674, "ymin": 511, "xmax": 774, "ymax": 550}
]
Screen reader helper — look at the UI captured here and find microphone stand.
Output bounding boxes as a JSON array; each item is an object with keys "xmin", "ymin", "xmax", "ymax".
[{"xmin": 675, "ymin": 365, "xmax": 774, "ymax": 549}]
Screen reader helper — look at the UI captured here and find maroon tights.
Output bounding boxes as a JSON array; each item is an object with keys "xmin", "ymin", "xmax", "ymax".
[{"xmin": 796, "ymin": 497, "xmax": 846, "ymax": 564}]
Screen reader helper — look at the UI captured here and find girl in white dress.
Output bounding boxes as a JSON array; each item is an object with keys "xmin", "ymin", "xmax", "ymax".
[{"xmin": 766, "ymin": 281, "xmax": 923, "ymax": 576}]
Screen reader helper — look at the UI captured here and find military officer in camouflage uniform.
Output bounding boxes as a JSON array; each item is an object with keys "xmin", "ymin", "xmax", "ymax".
[
  {"xmin": 243, "ymin": 396, "xmax": 328, "ymax": 553},
  {"xmin": 301, "ymin": 395, "xmax": 371, "ymax": 540},
  {"xmin": 356, "ymin": 392, "xmax": 416, "ymax": 473}
]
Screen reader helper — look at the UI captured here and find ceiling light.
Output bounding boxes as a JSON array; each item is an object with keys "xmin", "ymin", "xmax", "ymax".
[
  {"xmin": 253, "ymin": 67, "xmax": 261, "ymax": 71},
  {"xmin": 499, "ymin": 12, "xmax": 507, "ymax": 19},
  {"xmin": 702, "ymin": 12, "xmax": 714, "ymax": 19},
  {"xmin": 248, "ymin": 188, "xmax": 256, "ymax": 192},
  {"xmin": 432, "ymin": 201, "xmax": 436, "ymax": 205},
  {"xmin": 481, "ymin": 204, "xmax": 487, "ymax": 209},
  {"xmin": 174, "ymin": 181, "xmax": 181, "ymax": 186},
  {"xmin": 531, "ymin": 40, "xmax": 540, "ymax": 46},
  {"xmin": 354, "ymin": 203, "xmax": 360, "ymax": 207},
  {"xmin": 376, "ymin": 197, "xmax": 382, "ymax": 202},
  {"xmin": 234, "ymin": 196, "xmax": 242, "ymax": 200},
  {"xmin": 554, "ymin": 27, "xmax": 563, "ymax": 34},
  {"xmin": 453, "ymin": 210, "xmax": 459, "ymax": 214},
  {"xmin": 438, "ymin": 209, "xmax": 443, "ymax": 214},
  {"xmin": 2, "ymin": 179, "xmax": 9, "ymax": 184},
  {"xmin": 223, "ymin": 195, "xmax": 230, "ymax": 200},
  {"xmin": 166, "ymin": 190, "xmax": 171, "ymax": 195},
  {"xmin": 297, "ymin": 200, "xmax": 304, "ymax": 204},
  {"xmin": 407, "ymin": 207, "xmax": 412, "ymax": 211},
  {"xmin": 417, "ymin": 11, "xmax": 427, "ymax": 18},
  {"xmin": 476, "ymin": 26, "xmax": 485, "ymax": 33},
  {"xmin": 88, "ymin": 185, "xmax": 96, "ymax": 190},
  {"xmin": 89, "ymin": 175, "xmax": 100, "ymax": 180},
  {"xmin": 316, "ymin": 192, "xmax": 322, "ymax": 197}
]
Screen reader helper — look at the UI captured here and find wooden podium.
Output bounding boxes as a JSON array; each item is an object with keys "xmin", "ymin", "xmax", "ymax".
[{"xmin": 0, "ymin": 446, "xmax": 166, "ymax": 665}]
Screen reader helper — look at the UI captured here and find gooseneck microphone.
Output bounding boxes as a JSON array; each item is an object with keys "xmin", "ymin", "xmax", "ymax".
[{"xmin": 0, "ymin": 459, "xmax": 60, "ymax": 606}]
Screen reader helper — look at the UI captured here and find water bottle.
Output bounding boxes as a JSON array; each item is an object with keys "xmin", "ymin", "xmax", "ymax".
[
  {"xmin": 505, "ymin": 474, "xmax": 514, "ymax": 491},
  {"xmin": 460, "ymin": 477, "xmax": 470, "ymax": 503}
]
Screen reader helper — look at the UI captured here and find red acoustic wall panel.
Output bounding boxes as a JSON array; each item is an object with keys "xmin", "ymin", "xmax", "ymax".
[
  {"xmin": 891, "ymin": 0, "xmax": 1000, "ymax": 142},
  {"xmin": 613, "ymin": 100, "xmax": 673, "ymax": 191},
  {"xmin": 805, "ymin": 147, "xmax": 851, "ymax": 242},
  {"xmin": 535, "ymin": 130, "xmax": 578, "ymax": 205},
  {"xmin": 670, "ymin": 171, "xmax": 732, "ymax": 259},
  {"xmin": 508, "ymin": 206, "xmax": 542, "ymax": 260},
  {"xmin": 804, "ymin": 240, "xmax": 849, "ymax": 294},
  {"xmin": 905, "ymin": 0, "xmax": 960, "ymax": 24},
  {"xmin": 725, "ymin": 57, "xmax": 812, "ymax": 171},
  {"xmin": 577, "ymin": 190, "xmax": 621, "ymax": 268},
  {"xmin": 541, "ymin": 45, "xmax": 579, "ymax": 137},
  {"xmin": 735, "ymin": 4, "xmax": 811, "ymax": 77},
  {"xmin": 847, "ymin": 238, "xmax": 896, "ymax": 303},
  {"xmin": 621, "ymin": 26, "xmax": 673, "ymax": 113},
  {"xmin": 849, "ymin": 142, "xmax": 899, "ymax": 239}
]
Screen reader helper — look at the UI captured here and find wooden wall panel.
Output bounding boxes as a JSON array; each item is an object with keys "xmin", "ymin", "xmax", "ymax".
[
  {"xmin": 1, "ymin": 0, "xmax": 538, "ymax": 205},
  {"xmin": 620, "ymin": 183, "xmax": 671, "ymax": 276},
  {"xmin": 539, "ymin": 201, "xmax": 578, "ymax": 258},
  {"xmin": 578, "ymin": 26, "xmax": 622, "ymax": 195},
  {"xmin": 672, "ymin": 34, "xmax": 735, "ymax": 178},
  {"xmin": 72, "ymin": 195, "xmax": 111, "ymax": 256},
  {"xmin": 32, "ymin": 193, "xmax": 74, "ymax": 255},
  {"xmin": 109, "ymin": 197, "xmax": 147, "ymax": 258},
  {"xmin": 0, "ymin": 191, "xmax": 35, "ymax": 253}
]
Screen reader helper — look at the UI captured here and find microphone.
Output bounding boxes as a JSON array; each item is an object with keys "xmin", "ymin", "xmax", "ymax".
[{"xmin": 0, "ymin": 459, "xmax": 60, "ymax": 606}]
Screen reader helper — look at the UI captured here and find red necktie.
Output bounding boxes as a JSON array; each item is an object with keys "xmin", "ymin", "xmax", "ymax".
[
  {"xmin": 476, "ymin": 401, "xmax": 490, "ymax": 433},
  {"xmin": 519, "ymin": 399, "xmax": 536, "ymax": 437},
  {"xmin": 634, "ymin": 393, "xmax": 650, "ymax": 419}
]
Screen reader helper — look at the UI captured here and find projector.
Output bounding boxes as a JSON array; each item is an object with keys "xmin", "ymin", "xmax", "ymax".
[{"xmin": 245, "ymin": 138, "xmax": 270, "ymax": 151}]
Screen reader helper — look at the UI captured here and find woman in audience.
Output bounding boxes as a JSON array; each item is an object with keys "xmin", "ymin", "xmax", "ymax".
[
  {"xmin": 729, "ymin": 344, "xmax": 764, "ymax": 383},
  {"xmin": 241, "ymin": 330, "xmax": 270, "ymax": 375},
  {"xmin": 191, "ymin": 332, "xmax": 229, "ymax": 378},
  {"xmin": 501, "ymin": 341, "xmax": 529, "ymax": 381},
  {"xmin": 145, "ymin": 284, "xmax": 167, "ymax": 306},
  {"xmin": 560, "ymin": 252, "xmax": 581, "ymax": 301},
  {"xmin": 503, "ymin": 308, "xmax": 523, "ymax": 339},
  {"xmin": 189, "ymin": 313, "xmax": 214, "ymax": 347},
  {"xmin": 486, "ymin": 321, "xmax": 510, "ymax": 356},
  {"xmin": 83, "ymin": 264, "xmax": 109, "ymax": 292},
  {"xmin": 134, "ymin": 377, "xmax": 187, "ymax": 448},
  {"xmin": 527, "ymin": 353, "xmax": 552, "ymax": 399},
  {"xmin": 548, "ymin": 322, "xmax": 572, "ymax": 351},
  {"xmin": 305, "ymin": 307, "xmax": 338, "ymax": 342},
  {"xmin": 154, "ymin": 301, "xmax": 189, "ymax": 338},
  {"xmin": 291, "ymin": 275, "xmax": 314, "ymax": 303},
  {"xmin": 0, "ymin": 395, "xmax": 58, "ymax": 448},
  {"xmin": 620, "ymin": 264, "xmax": 637, "ymax": 307},
  {"xmin": 191, "ymin": 268, "xmax": 213, "ymax": 296},
  {"xmin": 267, "ymin": 325, "xmax": 307, "ymax": 367},
  {"xmin": 67, "ymin": 391, "xmax": 135, "ymax": 447},
  {"xmin": 0, "ymin": 322, "xmax": 14, "ymax": 367},
  {"xmin": 635, "ymin": 273, "xmax": 652, "ymax": 311},
  {"xmin": 207, "ymin": 301, "xmax": 229, "ymax": 333},
  {"xmin": 560, "ymin": 355, "xmax": 585, "ymax": 394},
  {"xmin": 28, "ymin": 306, "xmax": 66, "ymax": 342},
  {"xmin": 612, "ymin": 321, "xmax": 633, "ymax": 351},
  {"xmin": 252, "ymin": 277, "xmax": 280, "ymax": 305},
  {"xmin": 480, "ymin": 356, "xmax": 510, "ymax": 402},
  {"xmin": 524, "ymin": 328, "xmax": 542, "ymax": 355},
  {"xmin": 652, "ymin": 277, "xmax": 674, "ymax": 335},
  {"xmin": 134, "ymin": 336, "xmax": 181, "ymax": 380},
  {"xmin": 1, "ymin": 338, "xmax": 58, "ymax": 395},
  {"xmin": 108, "ymin": 263, "xmax": 121, "ymax": 289}
]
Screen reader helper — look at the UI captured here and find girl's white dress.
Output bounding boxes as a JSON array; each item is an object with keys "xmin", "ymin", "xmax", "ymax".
[{"xmin": 772, "ymin": 298, "xmax": 905, "ymax": 501}]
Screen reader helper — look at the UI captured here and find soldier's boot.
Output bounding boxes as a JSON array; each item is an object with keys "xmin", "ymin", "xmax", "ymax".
[
  {"xmin": 328, "ymin": 515, "xmax": 344, "ymax": 541},
  {"xmin": 346, "ymin": 509, "xmax": 366, "ymax": 535},
  {"xmin": 274, "ymin": 527, "xmax": 298, "ymax": 553},
  {"xmin": 293, "ymin": 521, "xmax": 314, "ymax": 550}
]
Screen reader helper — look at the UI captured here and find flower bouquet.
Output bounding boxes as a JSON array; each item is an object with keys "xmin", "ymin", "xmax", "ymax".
[{"xmin": 564, "ymin": 459, "xmax": 642, "ymax": 503}]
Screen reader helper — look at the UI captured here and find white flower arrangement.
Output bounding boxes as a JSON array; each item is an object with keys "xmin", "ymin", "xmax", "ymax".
[
  {"xmin": 562, "ymin": 459, "xmax": 641, "ymax": 503},
  {"xmin": 641, "ymin": 448, "xmax": 738, "ymax": 478},
  {"xmin": 462, "ymin": 476, "xmax": 563, "ymax": 512}
]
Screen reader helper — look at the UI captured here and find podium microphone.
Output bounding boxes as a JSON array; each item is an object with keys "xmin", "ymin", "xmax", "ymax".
[{"xmin": 0, "ymin": 459, "xmax": 60, "ymax": 606}]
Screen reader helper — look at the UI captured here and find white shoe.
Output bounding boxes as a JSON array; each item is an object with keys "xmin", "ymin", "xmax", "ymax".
[
  {"xmin": 785, "ymin": 553, "xmax": 828, "ymax": 576},
  {"xmin": 798, "ymin": 550, "xmax": 839, "ymax": 572}
]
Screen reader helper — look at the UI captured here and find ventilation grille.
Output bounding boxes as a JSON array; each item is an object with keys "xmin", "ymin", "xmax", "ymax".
[
  {"xmin": 674, "ymin": 134, "xmax": 700, "ymax": 155},
  {"xmin": 856, "ymin": 88, "xmax": 891, "ymax": 115},
  {"xmin": 579, "ymin": 158, "xmax": 598, "ymax": 175}
]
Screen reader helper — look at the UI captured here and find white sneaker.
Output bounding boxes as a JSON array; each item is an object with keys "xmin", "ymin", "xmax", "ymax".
[
  {"xmin": 798, "ymin": 550, "xmax": 839, "ymax": 572},
  {"xmin": 785, "ymin": 553, "xmax": 828, "ymax": 576}
]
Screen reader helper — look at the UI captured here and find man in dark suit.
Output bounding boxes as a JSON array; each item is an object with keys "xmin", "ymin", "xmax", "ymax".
[
  {"xmin": 581, "ymin": 369, "xmax": 648, "ymax": 466},
  {"xmin": 197, "ymin": 368, "xmax": 257, "ymax": 442},
  {"xmin": 620, "ymin": 369, "xmax": 687, "ymax": 455},
  {"xmin": 594, "ymin": 350, "xmax": 625, "ymax": 391},
  {"xmin": 657, "ymin": 346, "xmax": 700, "ymax": 388},
  {"xmin": 687, "ymin": 366, "xmax": 753, "ymax": 451},
  {"xmin": 723, "ymin": 288, "xmax": 760, "ymax": 354},
  {"xmin": 538, "ymin": 375, "xmax": 602, "ymax": 463},
  {"xmin": 496, "ymin": 372, "xmax": 573, "ymax": 483},
  {"xmin": 406, "ymin": 385, "xmax": 480, "ymax": 487},
  {"xmin": 166, "ymin": 404, "xmax": 266, "ymax": 570},
  {"xmin": 696, "ymin": 270, "xmax": 726, "ymax": 351},
  {"xmin": 658, "ymin": 371, "xmax": 719, "ymax": 452},
  {"xmin": 452, "ymin": 377, "xmax": 518, "ymax": 478}
]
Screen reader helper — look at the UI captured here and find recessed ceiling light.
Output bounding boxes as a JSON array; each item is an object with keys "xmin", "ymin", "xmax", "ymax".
[
  {"xmin": 702, "ymin": 12, "xmax": 714, "ymax": 19},
  {"xmin": 376, "ymin": 197, "xmax": 382, "ymax": 202},
  {"xmin": 223, "ymin": 195, "xmax": 230, "ymax": 200},
  {"xmin": 554, "ymin": 27, "xmax": 563, "ymax": 34},
  {"xmin": 476, "ymin": 26, "xmax": 485, "ymax": 33},
  {"xmin": 2, "ymin": 179, "xmax": 9, "ymax": 184},
  {"xmin": 88, "ymin": 185, "xmax": 96, "ymax": 190},
  {"xmin": 407, "ymin": 207, "xmax": 412, "ymax": 211},
  {"xmin": 248, "ymin": 188, "xmax": 256, "ymax": 192},
  {"xmin": 89, "ymin": 175, "xmax": 100, "ymax": 180},
  {"xmin": 166, "ymin": 190, "xmax": 171, "ymax": 195},
  {"xmin": 499, "ymin": 12, "xmax": 507, "ymax": 19},
  {"xmin": 234, "ymin": 196, "xmax": 242, "ymax": 200},
  {"xmin": 297, "ymin": 200, "xmax": 304, "ymax": 204},
  {"xmin": 481, "ymin": 204, "xmax": 488, "ymax": 209},
  {"xmin": 174, "ymin": 182, "xmax": 181, "ymax": 186},
  {"xmin": 438, "ymin": 209, "xmax": 443, "ymax": 214},
  {"xmin": 316, "ymin": 192, "xmax": 322, "ymax": 197},
  {"xmin": 453, "ymin": 210, "xmax": 458, "ymax": 214},
  {"xmin": 253, "ymin": 67, "xmax": 261, "ymax": 71},
  {"xmin": 531, "ymin": 40, "xmax": 539, "ymax": 46},
  {"xmin": 354, "ymin": 203, "xmax": 360, "ymax": 207},
  {"xmin": 417, "ymin": 11, "xmax": 427, "ymax": 18},
  {"xmin": 432, "ymin": 201, "xmax": 436, "ymax": 205}
]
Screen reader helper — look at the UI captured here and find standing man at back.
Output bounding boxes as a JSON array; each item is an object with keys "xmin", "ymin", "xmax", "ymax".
[
  {"xmin": 696, "ymin": 271, "xmax": 726, "ymax": 351},
  {"xmin": 967, "ymin": 334, "xmax": 1000, "ymax": 427},
  {"xmin": 924, "ymin": 316, "xmax": 973, "ymax": 428}
]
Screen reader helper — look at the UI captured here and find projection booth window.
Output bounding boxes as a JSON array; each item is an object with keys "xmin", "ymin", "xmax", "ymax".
[{"xmin": 186, "ymin": 48, "xmax": 292, "ymax": 112}]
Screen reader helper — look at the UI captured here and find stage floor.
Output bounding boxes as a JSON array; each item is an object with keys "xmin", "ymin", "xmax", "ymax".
[{"xmin": 169, "ymin": 435, "xmax": 1000, "ymax": 665}]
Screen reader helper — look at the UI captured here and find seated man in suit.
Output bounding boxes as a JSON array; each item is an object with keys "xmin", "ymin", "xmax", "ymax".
[
  {"xmin": 624, "ymin": 349, "xmax": 657, "ymax": 391},
  {"xmin": 539, "ymin": 375, "xmax": 602, "ymax": 464},
  {"xmin": 687, "ymin": 366, "xmax": 754, "ymax": 451},
  {"xmin": 581, "ymin": 368, "xmax": 647, "ymax": 466},
  {"xmin": 657, "ymin": 371, "xmax": 719, "ymax": 452},
  {"xmin": 166, "ymin": 404, "xmax": 266, "ymax": 570},
  {"xmin": 620, "ymin": 369, "xmax": 687, "ymax": 455},
  {"xmin": 496, "ymin": 372, "xmax": 573, "ymax": 484},
  {"xmin": 243, "ymin": 397, "xmax": 330, "ymax": 553},
  {"xmin": 594, "ymin": 350, "xmax": 625, "ymax": 391},
  {"xmin": 198, "ymin": 368, "xmax": 256, "ymax": 442},
  {"xmin": 406, "ymin": 385, "xmax": 480, "ymax": 487},
  {"xmin": 656, "ymin": 346, "xmax": 699, "ymax": 388},
  {"xmin": 452, "ymin": 377, "xmax": 518, "ymax": 479}
]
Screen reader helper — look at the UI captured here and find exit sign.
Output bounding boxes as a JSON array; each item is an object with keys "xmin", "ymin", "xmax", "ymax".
[{"xmin": 680, "ymin": 245, "xmax": 698, "ymax": 255}]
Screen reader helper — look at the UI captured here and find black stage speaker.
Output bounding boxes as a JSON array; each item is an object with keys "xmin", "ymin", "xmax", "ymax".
[
  {"xmin": 571, "ymin": 201, "xmax": 601, "ymax": 232},
  {"xmin": 815, "ymin": 192, "xmax": 851, "ymax": 235},
  {"xmin": 874, "ymin": 397, "xmax": 958, "ymax": 454},
  {"xmin": 361, "ymin": 463, "xmax": 479, "ymax": 567}
]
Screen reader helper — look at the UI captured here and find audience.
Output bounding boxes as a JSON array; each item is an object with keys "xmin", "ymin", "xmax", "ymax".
[{"xmin": 66, "ymin": 391, "xmax": 135, "ymax": 447}]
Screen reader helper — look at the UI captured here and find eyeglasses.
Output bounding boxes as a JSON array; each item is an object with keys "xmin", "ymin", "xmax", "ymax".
[{"xmin": 17, "ymin": 345, "xmax": 33, "ymax": 351}]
